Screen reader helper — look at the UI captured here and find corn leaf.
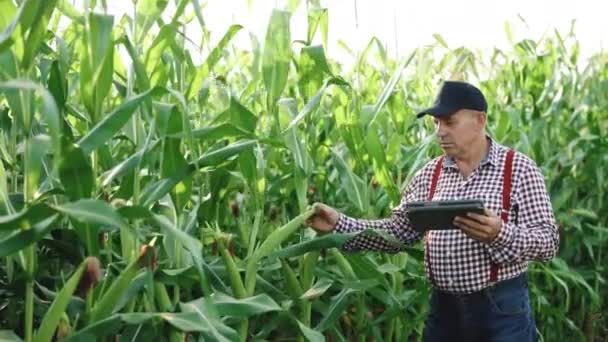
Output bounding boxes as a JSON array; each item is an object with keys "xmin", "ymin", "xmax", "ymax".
[
  {"xmin": 52, "ymin": 199, "xmax": 128, "ymax": 230},
  {"xmin": 33, "ymin": 257, "xmax": 87, "ymax": 342},
  {"xmin": 77, "ymin": 87, "xmax": 165, "ymax": 154},
  {"xmin": 262, "ymin": 10, "xmax": 291, "ymax": 108},
  {"xmin": 0, "ymin": 214, "xmax": 58, "ymax": 258}
]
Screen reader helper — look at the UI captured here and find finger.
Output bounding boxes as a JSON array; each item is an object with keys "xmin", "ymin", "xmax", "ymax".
[
  {"xmin": 466, "ymin": 212, "xmax": 492, "ymax": 224},
  {"xmin": 453, "ymin": 219, "xmax": 475, "ymax": 233},
  {"xmin": 484, "ymin": 208, "xmax": 498, "ymax": 217},
  {"xmin": 464, "ymin": 214, "xmax": 502, "ymax": 235},
  {"xmin": 459, "ymin": 222, "xmax": 494, "ymax": 241},
  {"xmin": 454, "ymin": 216, "xmax": 489, "ymax": 232}
]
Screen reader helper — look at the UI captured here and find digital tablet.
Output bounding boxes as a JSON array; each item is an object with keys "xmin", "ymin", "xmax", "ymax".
[{"xmin": 405, "ymin": 199, "xmax": 486, "ymax": 233}]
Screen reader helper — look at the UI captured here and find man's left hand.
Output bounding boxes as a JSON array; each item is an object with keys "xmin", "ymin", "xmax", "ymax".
[{"xmin": 453, "ymin": 209, "xmax": 502, "ymax": 244}]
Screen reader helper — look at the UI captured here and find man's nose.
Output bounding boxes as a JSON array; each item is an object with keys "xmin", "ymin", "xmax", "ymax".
[{"xmin": 435, "ymin": 122, "xmax": 447, "ymax": 136}]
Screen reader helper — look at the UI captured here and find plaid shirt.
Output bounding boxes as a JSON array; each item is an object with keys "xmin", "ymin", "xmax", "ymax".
[{"xmin": 335, "ymin": 137, "xmax": 560, "ymax": 294}]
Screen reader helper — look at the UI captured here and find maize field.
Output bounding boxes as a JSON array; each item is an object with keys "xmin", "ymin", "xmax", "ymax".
[{"xmin": 0, "ymin": 0, "xmax": 607, "ymax": 341}]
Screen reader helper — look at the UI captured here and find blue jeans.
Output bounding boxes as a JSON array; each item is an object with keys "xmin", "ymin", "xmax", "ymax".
[{"xmin": 423, "ymin": 272, "xmax": 537, "ymax": 342}]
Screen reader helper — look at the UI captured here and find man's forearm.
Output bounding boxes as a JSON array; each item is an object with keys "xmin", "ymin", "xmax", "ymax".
[
  {"xmin": 335, "ymin": 211, "xmax": 422, "ymax": 252},
  {"xmin": 486, "ymin": 221, "xmax": 559, "ymax": 263}
]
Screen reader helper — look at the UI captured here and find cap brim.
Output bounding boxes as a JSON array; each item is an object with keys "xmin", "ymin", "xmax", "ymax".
[{"xmin": 416, "ymin": 105, "xmax": 456, "ymax": 118}]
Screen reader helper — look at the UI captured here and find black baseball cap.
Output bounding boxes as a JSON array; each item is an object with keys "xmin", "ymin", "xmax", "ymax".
[{"xmin": 416, "ymin": 81, "xmax": 487, "ymax": 118}]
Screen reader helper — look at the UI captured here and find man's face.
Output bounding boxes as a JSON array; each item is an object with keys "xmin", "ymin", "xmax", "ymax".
[{"xmin": 432, "ymin": 109, "xmax": 485, "ymax": 157}]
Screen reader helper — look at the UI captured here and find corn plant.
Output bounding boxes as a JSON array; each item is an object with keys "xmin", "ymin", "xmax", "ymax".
[{"xmin": 0, "ymin": 1, "xmax": 606, "ymax": 341}]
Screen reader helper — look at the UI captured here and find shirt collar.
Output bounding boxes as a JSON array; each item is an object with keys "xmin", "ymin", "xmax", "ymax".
[{"xmin": 443, "ymin": 135, "xmax": 499, "ymax": 169}]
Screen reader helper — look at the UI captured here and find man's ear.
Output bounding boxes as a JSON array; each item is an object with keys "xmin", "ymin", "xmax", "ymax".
[{"xmin": 478, "ymin": 111, "xmax": 487, "ymax": 127}]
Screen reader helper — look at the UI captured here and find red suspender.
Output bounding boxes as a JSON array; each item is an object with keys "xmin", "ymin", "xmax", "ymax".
[
  {"xmin": 490, "ymin": 149, "xmax": 515, "ymax": 283},
  {"xmin": 428, "ymin": 156, "xmax": 444, "ymax": 200},
  {"xmin": 501, "ymin": 150, "xmax": 515, "ymax": 223},
  {"xmin": 425, "ymin": 156, "xmax": 444, "ymax": 286}
]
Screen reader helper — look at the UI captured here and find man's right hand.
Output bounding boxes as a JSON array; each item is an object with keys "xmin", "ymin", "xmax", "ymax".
[{"xmin": 305, "ymin": 203, "xmax": 339, "ymax": 233}]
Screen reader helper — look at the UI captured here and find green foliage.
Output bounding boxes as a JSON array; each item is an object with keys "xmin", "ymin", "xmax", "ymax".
[{"xmin": 0, "ymin": 1, "xmax": 606, "ymax": 341}]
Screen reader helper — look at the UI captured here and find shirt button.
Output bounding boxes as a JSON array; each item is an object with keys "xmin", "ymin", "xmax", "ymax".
[
  {"xmin": 448, "ymin": 279, "xmax": 454, "ymax": 285},
  {"xmin": 446, "ymin": 250, "xmax": 452, "ymax": 257}
]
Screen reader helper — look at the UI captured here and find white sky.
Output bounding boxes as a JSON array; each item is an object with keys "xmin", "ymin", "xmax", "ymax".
[{"xmin": 96, "ymin": 0, "xmax": 605, "ymax": 66}]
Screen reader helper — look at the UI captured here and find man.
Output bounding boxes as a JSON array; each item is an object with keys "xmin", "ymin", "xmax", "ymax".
[{"xmin": 305, "ymin": 81, "xmax": 559, "ymax": 341}]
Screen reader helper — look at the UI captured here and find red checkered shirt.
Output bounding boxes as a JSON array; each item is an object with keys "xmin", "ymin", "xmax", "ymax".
[{"xmin": 335, "ymin": 137, "xmax": 560, "ymax": 294}]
